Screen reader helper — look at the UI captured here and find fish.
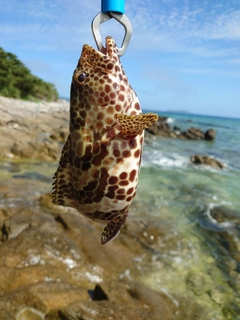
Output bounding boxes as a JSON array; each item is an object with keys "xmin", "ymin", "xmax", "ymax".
[{"xmin": 52, "ymin": 36, "xmax": 158, "ymax": 244}]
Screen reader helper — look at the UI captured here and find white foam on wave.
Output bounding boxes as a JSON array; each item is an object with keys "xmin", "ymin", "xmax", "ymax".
[
  {"xmin": 204, "ymin": 201, "xmax": 233, "ymax": 229},
  {"xmin": 166, "ymin": 117, "xmax": 175, "ymax": 124},
  {"xmin": 142, "ymin": 149, "xmax": 189, "ymax": 169}
]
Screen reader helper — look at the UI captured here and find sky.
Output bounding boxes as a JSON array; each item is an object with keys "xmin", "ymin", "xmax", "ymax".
[{"xmin": 0, "ymin": 0, "xmax": 240, "ymax": 118}]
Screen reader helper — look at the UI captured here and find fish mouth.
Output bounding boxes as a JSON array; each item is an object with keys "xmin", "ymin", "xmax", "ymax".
[
  {"xmin": 100, "ymin": 37, "xmax": 110, "ymax": 55},
  {"xmin": 100, "ymin": 36, "xmax": 116, "ymax": 58},
  {"xmin": 81, "ymin": 36, "xmax": 117, "ymax": 70}
]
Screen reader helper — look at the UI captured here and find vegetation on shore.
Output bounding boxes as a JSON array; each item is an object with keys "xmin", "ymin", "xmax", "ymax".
[{"xmin": 0, "ymin": 47, "xmax": 59, "ymax": 101}]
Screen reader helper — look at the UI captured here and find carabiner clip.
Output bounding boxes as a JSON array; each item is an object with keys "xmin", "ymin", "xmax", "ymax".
[{"xmin": 91, "ymin": 11, "xmax": 132, "ymax": 56}]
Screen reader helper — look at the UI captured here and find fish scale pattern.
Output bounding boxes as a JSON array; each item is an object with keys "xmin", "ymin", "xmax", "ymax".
[{"xmin": 52, "ymin": 36, "xmax": 158, "ymax": 244}]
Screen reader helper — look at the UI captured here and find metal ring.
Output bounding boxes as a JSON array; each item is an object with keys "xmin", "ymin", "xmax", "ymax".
[{"xmin": 91, "ymin": 12, "xmax": 132, "ymax": 56}]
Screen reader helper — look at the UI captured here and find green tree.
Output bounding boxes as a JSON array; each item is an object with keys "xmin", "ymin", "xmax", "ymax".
[{"xmin": 0, "ymin": 47, "xmax": 59, "ymax": 101}]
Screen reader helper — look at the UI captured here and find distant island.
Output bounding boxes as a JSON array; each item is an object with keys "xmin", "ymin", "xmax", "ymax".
[
  {"xmin": 0, "ymin": 47, "xmax": 59, "ymax": 102},
  {"xmin": 163, "ymin": 110, "xmax": 190, "ymax": 114}
]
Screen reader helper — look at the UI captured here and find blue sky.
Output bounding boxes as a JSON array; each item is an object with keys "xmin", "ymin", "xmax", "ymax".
[{"xmin": 1, "ymin": 0, "xmax": 240, "ymax": 118}]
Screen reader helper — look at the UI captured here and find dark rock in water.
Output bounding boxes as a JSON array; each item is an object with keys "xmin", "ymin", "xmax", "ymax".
[
  {"xmin": 179, "ymin": 127, "xmax": 205, "ymax": 140},
  {"xmin": 145, "ymin": 115, "xmax": 215, "ymax": 141},
  {"xmin": 173, "ymin": 125, "xmax": 181, "ymax": 131},
  {"xmin": 211, "ymin": 206, "xmax": 240, "ymax": 226},
  {"xmin": 200, "ymin": 205, "xmax": 240, "ymax": 297},
  {"xmin": 146, "ymin": 117, "xmax": 177, "ymax": 138},
  {"xmin": 190, "ymin": 154, "xmax": 224, "ymax": 169},
  {"xmin": 205, "ymin": 129, "xmax": 216, "ymax": 140}
]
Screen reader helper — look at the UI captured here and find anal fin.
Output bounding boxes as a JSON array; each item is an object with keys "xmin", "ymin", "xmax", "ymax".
[
  {"xmin": 117, "ymin": 113, "xmax": 158, "ymax": 137},
  {"xmin": 101, "ymin": 213, "xmax": 128, "ymax": 245}
]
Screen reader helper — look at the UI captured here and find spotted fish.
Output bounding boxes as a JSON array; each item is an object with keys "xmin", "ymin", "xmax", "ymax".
[{"xmin": 52, "ymin": 36, "xmax": 158, "ymax": 244}]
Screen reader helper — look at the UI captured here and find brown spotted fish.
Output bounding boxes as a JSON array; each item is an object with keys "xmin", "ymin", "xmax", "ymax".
[{"xmin": 52, "ymin": 36, "xmax": 158, "ymax": 244}]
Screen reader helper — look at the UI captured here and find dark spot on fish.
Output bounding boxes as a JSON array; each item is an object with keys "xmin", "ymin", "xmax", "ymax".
[
  {"xmin": 116, "ymin": 195, "xmax": 126, "ymax": 200},
  {"xmin": 92, "ymin": 144, "xmax": 109, "ymax": 166},
  {"xmin": 119, "ymin": 94, "xmax": 124, "ymax": 102},
  {"xmin": 117, "ymin": 188, "xmax": 125, "ymax": 194},
  {"xmin": 81, "ymin": 162, "xmax": 91, "ymax": 171},
  {"xmin": 74, "ymin": 156, "xmax": 81, "ymax": 168},
  {"xmin": 109, "ymin": 176, "xmax": 118, "ymax": 185},
  {"xmin": 134, "ymin": 149, "xmax": 140, "ymax": 158},
  {"xmin": 122, "ymin": 150, "xmax": 131, "ymax": 158},
  {"xmin": 129, "ymin": 170, "xmax": 137, "ymax": 182},
  {"xmin": 106, "ymin": 185, "xmax": 118, "ymax": 199},
  {"xmin": 119, "ymin": 180, "xmax": 129, "ymax": 186},
  {"xmin": 127, "ymin": 187, "xmax": 134, "ymax": 195},
  {"xmin": 113, "ymin": 149, "xmax": 120, "ymax": 158},
  {"xmin": 119, "ymin": 172, "xmax": 128, "ymax": 179},
  {"xmin": 107, "ymin": 63, "xmax": 114, "ymax": 70},
  {"xmin": 83, "ymin": 180, "xmax": 98, "ymax": 191}
]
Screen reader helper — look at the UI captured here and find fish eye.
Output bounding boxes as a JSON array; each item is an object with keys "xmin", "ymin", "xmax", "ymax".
[{"xmin": 77, "ymin": 73, "xmax": 86, "ymax": 84}]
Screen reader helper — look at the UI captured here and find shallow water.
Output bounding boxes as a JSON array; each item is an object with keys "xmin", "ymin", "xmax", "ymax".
[{"xmin": 1, "ymin": 112, "xmax": 240, "ymax": 319}]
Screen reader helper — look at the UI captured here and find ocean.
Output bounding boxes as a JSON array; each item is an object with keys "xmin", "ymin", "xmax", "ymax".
[
  {"xmin": 138, "ymin": 111, "xmax": 240, "ymax": 214},
  {"xmin": 133, "ymin": 111, "xmax": 240, "ymax": 314}
]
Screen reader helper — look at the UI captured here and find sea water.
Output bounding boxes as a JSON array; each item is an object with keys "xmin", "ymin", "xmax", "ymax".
[
  {"xmin": 132, "ymin": 112, "xmax": 240, "ymax": 316},
  {"xmin": 136, "ymin": 112, "xmax": 240, "ymax": 216},
  {"xmin": 1, "ymin": 111, "xmax": 240, "ymax": 317}
]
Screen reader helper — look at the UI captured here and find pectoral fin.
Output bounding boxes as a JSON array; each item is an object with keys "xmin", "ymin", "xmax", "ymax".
[{"xmin": 117, "ymin": 113, "xmax": 158, "ymax": 137}]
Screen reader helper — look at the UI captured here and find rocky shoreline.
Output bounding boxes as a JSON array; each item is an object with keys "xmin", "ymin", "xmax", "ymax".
[
  {"xmin": 146, "ymin": 115, "xmax": 216, "ymax": 140},
  {"xmin": 0, "ymin": 96, "xmax": 223, "ymax": 169},
  {"xmin": 0, "ymin": 97, "xmax": 238, "ymax": 319}
]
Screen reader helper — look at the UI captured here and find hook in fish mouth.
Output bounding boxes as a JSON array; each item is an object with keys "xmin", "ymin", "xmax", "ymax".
[
  {"xmin": 81, "ymin": 37, "xmax": 119, "ymax": 69},
  {"xmin": 91, "ymin": 12, "xmax": 132, "ymax": 56},
  {"xmin": 99, "ymin": 36, "xmax": 118, "ymax": 57}
]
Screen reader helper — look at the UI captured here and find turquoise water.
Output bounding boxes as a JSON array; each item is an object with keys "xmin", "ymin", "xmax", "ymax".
[
  {"xmin": 136, "ymin": 112, "xmax": 240, "ymax": 215},
  {"xmin": 131, "ymin": 112, "xmax": 240, "ymax": 317}
]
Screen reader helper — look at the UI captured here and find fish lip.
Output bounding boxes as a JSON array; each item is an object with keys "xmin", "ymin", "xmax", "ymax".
[
  {"xmin": 101, "ymin": 36, "xmax": 115, "ymax": 57},
  {"xmin": 100, "ymin": 37, "xmax": 110, "ymax": 55},
  {"xmin": 84, "ymin": 37, "xmax": 112, "ymax": 59}
]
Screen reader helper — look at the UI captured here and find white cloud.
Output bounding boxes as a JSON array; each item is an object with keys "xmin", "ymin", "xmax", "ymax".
[{"xmin": 1, "ymin": 0, "xmax": 240, "ymax": 58}]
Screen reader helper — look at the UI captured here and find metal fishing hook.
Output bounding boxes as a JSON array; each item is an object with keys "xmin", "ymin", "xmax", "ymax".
[{"xmin": 91, "ymin": 0, "xmax": 132, "ymax": 56}]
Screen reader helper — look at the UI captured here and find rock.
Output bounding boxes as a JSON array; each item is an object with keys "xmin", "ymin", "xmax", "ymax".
[
  {"xmin": 146, "ymin": 117, "xmax": 178, "ymax": 138},
  {"xmin": 46, "ymin": 282, "xmax": 175, "ymax": 320},
  {"xmin": 190, "ymin": 154, "xmax": 224, "ymax": 169},
  {"xmin": 16, "ymin": 307, "xmax": 45, "ymax": 320},
  {"xmin": 205, "ymin": 129, "xmax": 216, "ymax": 140},
  {"xmin": 88, "ymin": 284, "xmax": 108, "ymax": 301},
  {"xmin": 173, "ymin": 126, "xmax": 181, "ymax": 131},
  {"xmin": 0, "ymin": 96, "xmax": 69, "ymax": 160},
  {"xmin": 0, "ymin": 185, "xmax": 177, "ymax": 319},
  {"xmin": 0, "ymin": 174, "xmax": 239, "ymax": 319},
  {"xmin": 0, "ymin": 209, "xmax": 11, "ymax": 242},
  {"xmin": 179, "ymin": 127, "xmax": 205, "ymax": 140},
  {"xmin": 210, "ymin": 206, "xmax": 240, "ymax": 226},
  {"xmin": 145, "ymin": 114, "xmax": 215, "ymax": 141}
]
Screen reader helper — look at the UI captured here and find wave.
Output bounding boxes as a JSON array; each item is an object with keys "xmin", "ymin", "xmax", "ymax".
[
  {"xmin": 142, "ymin": 149, "xmax": 189, "ymax": 169},
  {"xmin": 165, "ymin": 117, "xmax": 175, "ymax": 124},
  {"xmin": 198, "ymin": 202, "xmax": 234, "ymax": 231}
]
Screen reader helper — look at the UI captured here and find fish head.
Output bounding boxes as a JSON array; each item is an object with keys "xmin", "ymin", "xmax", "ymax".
[{"xmin": 71, "ymin": 36, "xmax": 129, "ymax": 114}]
